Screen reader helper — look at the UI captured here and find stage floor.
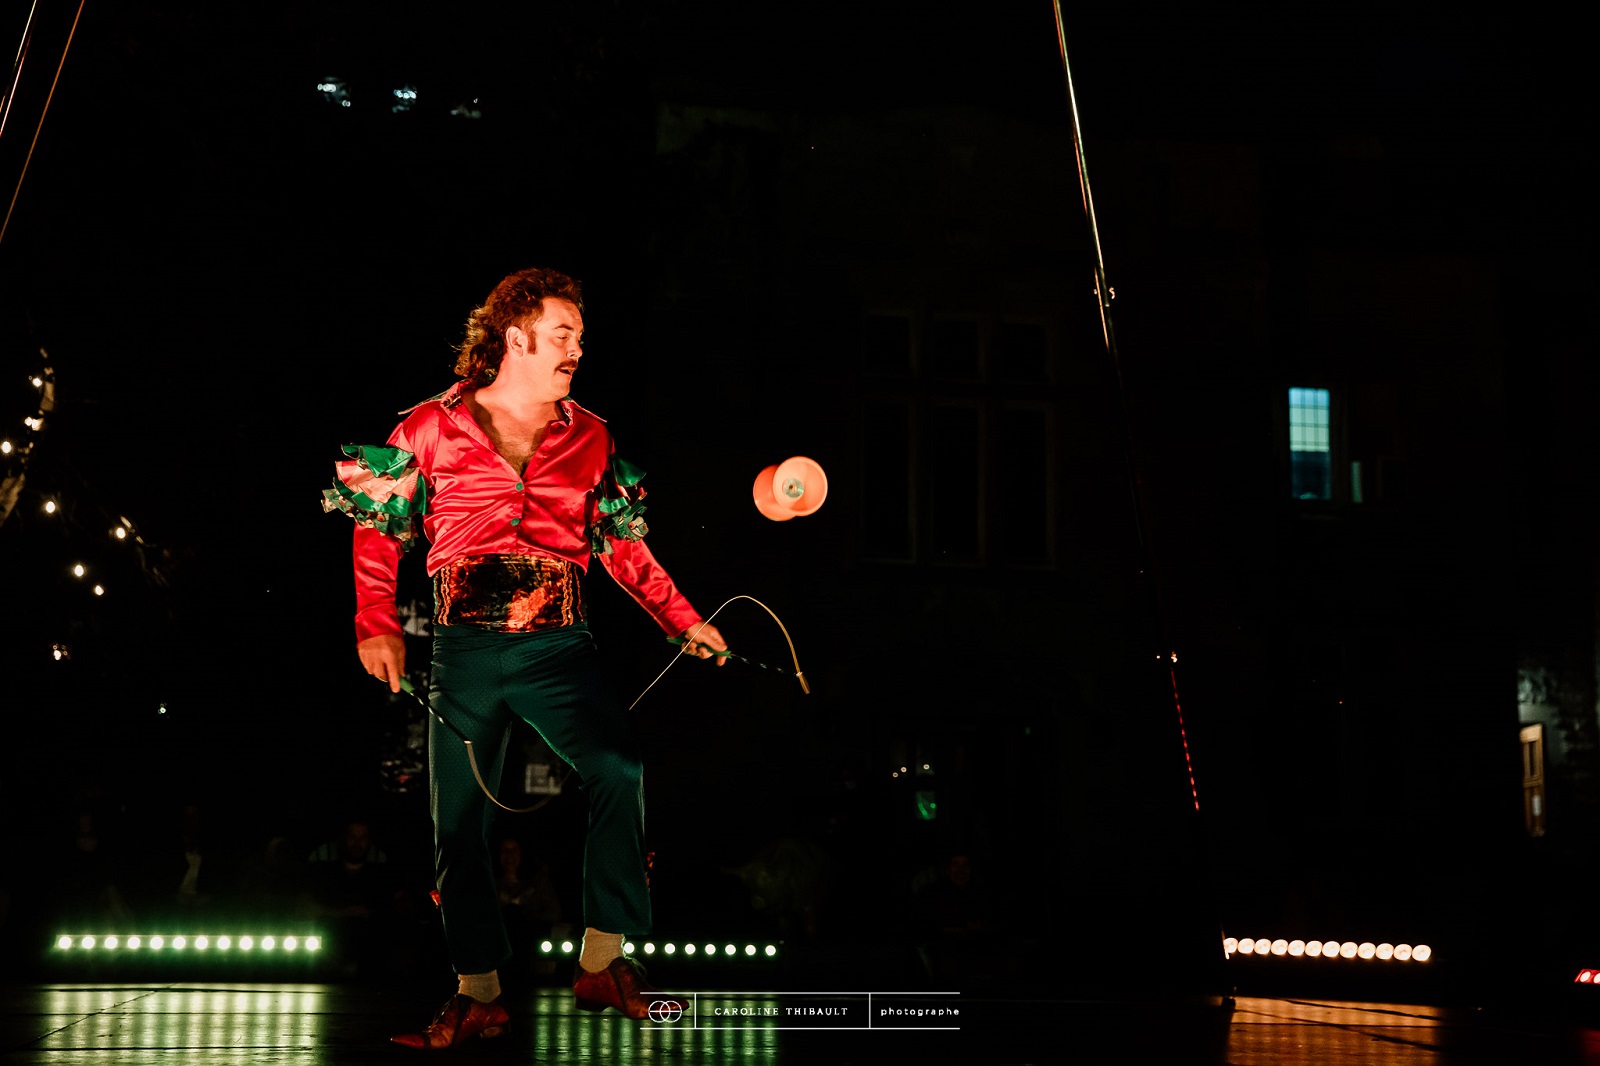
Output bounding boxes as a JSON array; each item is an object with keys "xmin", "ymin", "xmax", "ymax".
[{"xmin": 4, "ymin": 982, "xmax": 1600, "ymax": 1065}]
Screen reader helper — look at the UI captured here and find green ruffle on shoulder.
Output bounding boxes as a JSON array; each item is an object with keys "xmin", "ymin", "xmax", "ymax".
[
  {"xmin": 589, "ymin": 456, "xmax": 649, "ymax": 556},
  {"xmin": 321, "ymin": 443, "xmax": 431, "ymax": 551}
]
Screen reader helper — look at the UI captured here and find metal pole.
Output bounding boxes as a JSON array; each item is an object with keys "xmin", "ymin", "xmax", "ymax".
[
  {"xmin": 1052, "ymin": 5, "xmax": 1235, "ymax": 998},
  {"xmin": 1051, "ymin": 2, "xmax": 1117, "ymax": 361},
  {"xmin": 1051, "ymin": 0, "xmax": 1205, "ymax": 807}
]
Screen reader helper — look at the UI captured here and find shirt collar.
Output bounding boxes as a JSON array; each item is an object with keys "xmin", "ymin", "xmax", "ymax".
[
  {"xmin": 401, "ymin": 381, "xmax": 578, "ymax": 426},
  {"xmin": 397, "ymin": 380, "xmax": 468, "ymax": 415}
]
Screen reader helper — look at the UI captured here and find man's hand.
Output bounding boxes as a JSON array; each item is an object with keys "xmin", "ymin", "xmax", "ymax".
[
  {"xmin": 357, "ymin": 634, "xmax": 406, "ymax": 692},
  {"xmin": 679, "ymin": 622, "xmax": 729, "ymax": 666}
]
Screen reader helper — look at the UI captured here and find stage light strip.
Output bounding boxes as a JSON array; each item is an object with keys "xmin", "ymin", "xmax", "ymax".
[
  {"xmin": 538, "ymin": 940, "xmax": 779, "ymax": 960},
  {"xmin": 1573, "ymin": 970, "xmax": 1600, "ymax": 984},
  {"xmin": 53, "ymin": 934, "xmax": 322, "ymax": 953},
  {"xmin": 1223, "ymin": 938, "xmax": 1432, "ymax": 963}
]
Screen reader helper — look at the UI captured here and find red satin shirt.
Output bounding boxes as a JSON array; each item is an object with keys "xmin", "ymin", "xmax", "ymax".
[{"xmin": 351, "ymin": 382, "xmax": 702, "ymax": 644}]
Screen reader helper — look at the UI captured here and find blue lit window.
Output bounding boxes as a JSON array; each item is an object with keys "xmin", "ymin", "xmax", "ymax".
[{"xmin": 1289, "ymin": 387, "xmax": 1331, "ymax": 500}]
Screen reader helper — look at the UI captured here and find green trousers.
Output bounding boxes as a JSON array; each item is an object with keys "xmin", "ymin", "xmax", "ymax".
[{"xmin": 428, "ymin": 623, "xmax": 650, "ymax": 975}]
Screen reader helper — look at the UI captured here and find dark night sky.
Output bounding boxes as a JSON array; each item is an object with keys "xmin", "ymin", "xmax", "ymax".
[{"xmin": 0, "ymin": 0, "xmax": 1588, "ymax": 863}]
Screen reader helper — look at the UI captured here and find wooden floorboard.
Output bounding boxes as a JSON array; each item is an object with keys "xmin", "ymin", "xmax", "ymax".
[{"xmin": 3, "ymin": 982, "xmax": 1600, "ymax": 1065}]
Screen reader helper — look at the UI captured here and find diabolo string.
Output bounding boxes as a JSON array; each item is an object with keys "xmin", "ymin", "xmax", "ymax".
[{"xmin": 403, "ymin": 594, "xmax": 808, "ymax": 814}]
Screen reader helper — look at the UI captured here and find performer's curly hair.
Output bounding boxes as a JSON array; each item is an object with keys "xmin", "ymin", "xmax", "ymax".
[{"xmin": 454, "ymin": 267, "xmax": 584, "ymax": 385}]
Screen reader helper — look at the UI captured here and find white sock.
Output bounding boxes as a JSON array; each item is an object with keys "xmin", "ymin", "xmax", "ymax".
[
  {"xmin": 579, "ymin": 929, "xmax": 624, "ymax": 973},
  {"xmin": 457, "ymin": 970, "xmax": 501, "ymax": 1003}
]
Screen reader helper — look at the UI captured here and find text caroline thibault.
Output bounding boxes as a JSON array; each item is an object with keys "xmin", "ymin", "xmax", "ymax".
[
  {"xmin": 710, "ymin": 1005, "xmax": 842, "ymax": 1017},
  {"xmin": 705, "ymin": 1005, "xmax": 960, "ymax": 1018}
]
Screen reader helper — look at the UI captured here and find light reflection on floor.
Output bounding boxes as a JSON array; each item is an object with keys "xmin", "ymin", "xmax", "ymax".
[
  {"xmin": 7, "ymin": 985, "xmax": 1600, "ymax": 1064},
  {"xmin": 18, "ymin": 985, "xmax": 793, "ymax": 1064},
  {"xmin": 37, "ymin": 985, "xmax": 328, "ymax": 1053},
  {"xmin": 1224, "ymin": 997, "xmax": 1600, "ymax": 1066},
  {"xmin": 520, "ymin": 992, "xmax": 785, "ymax": 1062}
]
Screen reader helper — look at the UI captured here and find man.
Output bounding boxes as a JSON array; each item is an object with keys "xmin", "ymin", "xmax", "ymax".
[
  {"xmin": 301, "ymin": 819, "xmax": 401, "ymax": 980},
  {"xmin": 325, "ymin": 267, "xmax": 727, "ymax": 1049}
]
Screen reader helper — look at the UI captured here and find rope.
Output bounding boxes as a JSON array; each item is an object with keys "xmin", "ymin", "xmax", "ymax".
[
  {"xmin": 630, "ymin": 594, "xmax": 809, "ymax": 711},
  {"xmin": 399, "ymin": 594, "xmax": 808, "ymax": 814},
  {"xmin": 400, "ymin": 678, "xmax": 555, "ymax": 815}
]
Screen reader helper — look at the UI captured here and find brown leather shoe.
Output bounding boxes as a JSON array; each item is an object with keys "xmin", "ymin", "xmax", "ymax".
[
  {"xmin": 390, "ymin": 994, "xmax": 510, "ymax": 1049},
  {"xmin": 572, "ymin": 956, "xmax": 685, "ymax": 1020}
]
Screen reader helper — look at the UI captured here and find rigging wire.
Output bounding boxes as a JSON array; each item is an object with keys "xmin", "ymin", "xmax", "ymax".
[
  {"xmin": 0, "ymin": 0, "xmax": 42, "ymax": 143},
  {"xmin": 1, "ymin": 0, "xmax": 85, "ymax": 249}
]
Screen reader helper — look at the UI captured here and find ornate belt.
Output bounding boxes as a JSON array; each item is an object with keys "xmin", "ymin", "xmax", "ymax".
[{"xmin": 432, "ymin": 554, "xmax": 585, "ymax": 632}]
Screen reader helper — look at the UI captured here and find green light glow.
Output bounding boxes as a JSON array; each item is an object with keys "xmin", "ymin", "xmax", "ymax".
[
  {"xmin": 446, "ymin": 936, "xmax": 775, "ymax": 962},
  {"xmin": 52, "ymin": 931, "xmax": 321, "ymax": 956}
]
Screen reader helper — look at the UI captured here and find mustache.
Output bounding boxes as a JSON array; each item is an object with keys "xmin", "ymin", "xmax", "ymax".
[{"xmin": 557, "ymin": 359, "xmax": 579, "ymax": 372}]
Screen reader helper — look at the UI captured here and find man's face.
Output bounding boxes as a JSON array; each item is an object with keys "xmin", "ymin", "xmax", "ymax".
[
  {"xmin": 341, "ymin": 822, "xmax": 370, "ymax": 864},
  {"xmin": 499, "ymin": 839, "xmax": 521, "ymax": 869},
  {"xmin": 508, "ymin": 297, "xmax": 584, "ymax": 401}
]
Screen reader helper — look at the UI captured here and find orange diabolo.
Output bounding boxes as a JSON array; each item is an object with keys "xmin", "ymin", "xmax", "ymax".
[{"xmin": 752, "ymin": 457, "xmax": 828, "ymax": 521}]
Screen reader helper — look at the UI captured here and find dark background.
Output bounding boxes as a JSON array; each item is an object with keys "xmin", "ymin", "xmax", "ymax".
[{"xmin": 0, "ymin": 0, "xmax": 1591, "ymax": 1000}]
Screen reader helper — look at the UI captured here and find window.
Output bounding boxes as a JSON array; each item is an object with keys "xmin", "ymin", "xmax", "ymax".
[
  {"xmin": 1288, "ymin": 387, "xmax": 1331, "ymax": 501},
  {"xmin": 927, "ymin": 317, "xmax": 979, "ymax": 378},
  {"xmin": 996, "ymin": 405, "xmax": 1052, "ymax": 566},
  {"xmin": 928, "ymin": 402, "xmax": 984, "ymax": 563},
  {"xmin": 861, "ymin": 313, "xmax": 912, "ymax": 376},
  {"xmin": 859, "ymin": 399, "xmax": 915, "ymax": 561},
  {"xmin": 1522, "ymin": 723, "xmax": 1545, "ymax": 838},
  {"xmin": 996, "ymin": 321, "xmax": 1049, "ymax": 383},
  {"xmin": 856, "ymin": 302, "xmax": 1058, "ymax": 568}
]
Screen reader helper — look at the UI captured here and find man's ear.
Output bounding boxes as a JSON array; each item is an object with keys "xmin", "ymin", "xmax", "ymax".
[{"xmin": 505, "ymin": 324, "xmax": 529, "ymax": 357}]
